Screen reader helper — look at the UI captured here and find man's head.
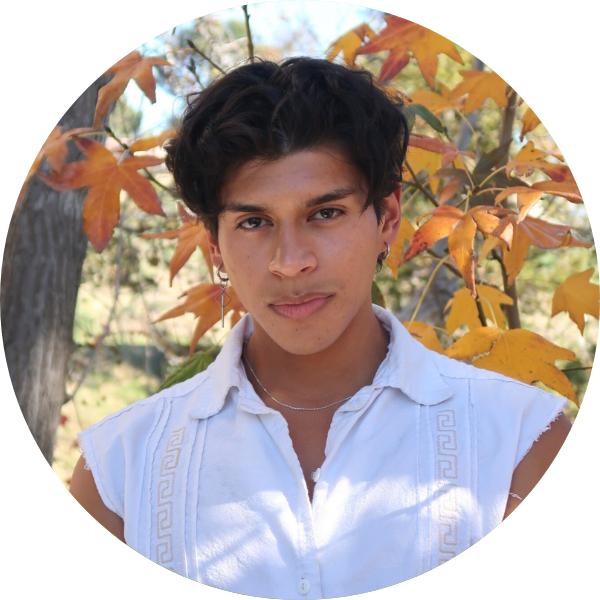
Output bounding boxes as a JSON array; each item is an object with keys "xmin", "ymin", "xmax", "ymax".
[
  {"xmin": 165, "ymin": 56, "xmax": 409, "ymax": 243},
  {"xmin": 165, "ymin": 57, "xmax": 409, "ymax": 355}
]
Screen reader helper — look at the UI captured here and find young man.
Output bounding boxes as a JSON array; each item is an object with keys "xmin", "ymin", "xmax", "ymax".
[{"xmin": 70, "ymin": 57, "xmax": 570, "ymax": 598}]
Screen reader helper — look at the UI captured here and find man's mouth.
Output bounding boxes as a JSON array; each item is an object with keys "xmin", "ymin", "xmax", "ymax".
[{"xmin": 269, "ymin": 294, "xmax": 334, "ymax": 320}]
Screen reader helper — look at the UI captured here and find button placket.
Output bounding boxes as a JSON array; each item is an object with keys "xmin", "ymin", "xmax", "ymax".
[{"xmin": 298, "ymin": 575, "xmax": 311, "ymax": 595}]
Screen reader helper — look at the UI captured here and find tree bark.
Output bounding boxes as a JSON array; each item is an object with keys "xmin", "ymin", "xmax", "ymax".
[{"xmin": 1, "ymin": 75, "xmax": 108, "ymax": 464}]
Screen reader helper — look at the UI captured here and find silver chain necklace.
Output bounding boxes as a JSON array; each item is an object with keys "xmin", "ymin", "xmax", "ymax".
[{"xmin": 241, "ymin": 344, "xmax": 354, "ymax": 412}]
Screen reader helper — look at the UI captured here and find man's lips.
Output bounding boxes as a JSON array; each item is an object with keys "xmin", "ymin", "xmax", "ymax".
[{"xmin": 269, "ymin": 294, "xmax": 334, "ymax": 319}]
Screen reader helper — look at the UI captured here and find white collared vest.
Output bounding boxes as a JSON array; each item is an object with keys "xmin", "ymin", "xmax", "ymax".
[{"xmin": 79, "ymin": 305, "xmax": 567, "ymax": 599}]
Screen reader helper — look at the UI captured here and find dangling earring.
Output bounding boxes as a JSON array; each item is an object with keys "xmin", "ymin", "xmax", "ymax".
[
  {"xmin": 376, "ymin": 241, "xmax": 391, "ymax": 273},
  {"xmin": 216, "ymin": 264, "xmax": 230, "ymax": 327}
]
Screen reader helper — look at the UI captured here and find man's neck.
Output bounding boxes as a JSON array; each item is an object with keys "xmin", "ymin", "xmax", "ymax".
[{"xmin": 243, "ymin": 302, "xmax": 390, "ymax": 409}]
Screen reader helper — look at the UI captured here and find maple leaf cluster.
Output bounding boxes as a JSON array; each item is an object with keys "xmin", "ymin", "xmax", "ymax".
[
  {"xmin": 327, "ymin": 14, "xmax": 597, "ymax": 403},
  {"xmin": 19, "ymin": 18, "xmax": 597, "ymax": 403}
]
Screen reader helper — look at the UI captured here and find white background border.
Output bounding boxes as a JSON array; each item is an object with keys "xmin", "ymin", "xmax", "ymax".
[{"xmin": 0, "ymin": 1, "xmax": 597, "ymax": 598}]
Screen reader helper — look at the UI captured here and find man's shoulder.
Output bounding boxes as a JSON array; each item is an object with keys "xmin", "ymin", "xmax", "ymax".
[{"xmin": 427, "ymin": 347, "xmax": 567, "ymax": 409}]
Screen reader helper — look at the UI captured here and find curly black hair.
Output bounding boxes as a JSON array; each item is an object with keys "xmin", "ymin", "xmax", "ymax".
[{"xmin": 165, "ymin": 56, "xmax": 409, "ymax": 241}]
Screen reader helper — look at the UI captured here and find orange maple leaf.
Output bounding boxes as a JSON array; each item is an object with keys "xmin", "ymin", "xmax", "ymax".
[
  {"xmin": 520, "ymin": 107, "xmax": 541, "ymax": 140},
  {"xmin": 495, "ymin": 215, "xmax": 591, "ymax": 284},
  {"xmin": 505, "ymin": 141, "xmax": 572, "ymax": 182},
  {"xmin": 404, "ymin": 205, "xmax": 514, "ymax": 293},
  {"xmin": 449, "ymin": 70, "xmax": 509, "ymax": 113},
  {"xmin": 446, "ymin": 326, "xmax": 576, "ymax": 402},
  {"xmin": 356, "ymin": 15, "xmax": 463, "ymax": 86},
  {"xmin": 142, "ymin": 211, "xmax": 213, "ymax": 285},
  {"xmin": 551, "ymin": 268, "xmax": 599, "ymax": 334},
  {"xmin": 495, "ymin": 180, "xmax": 582, "ymax": 221},
  {"xmin": 405, "ymin": 134, "xmax": 471, "ymax": 194},
  {"xmin": 94, "ymin": 51, "xmax": 170, "ymax": 128},
  {"xmin": 18, "ymin": 126, "xmax": 94, "ymax": 206},
  {"xmin": 410, "ymin": 84, "xmax": 458, "ymax": 116},
  {"xmin": 41, "ymin": 137, "xmax": 164, "ymax": 251},
  {"xmin": 129, "ymin": 127, "xmax": 178, "ymax": 153},
  {"xmin": 326, "ymin": 23, "xmax": 376, "ymax": 65},
  {"xmin": 156, "ymin": 283, "xmax": 245, "ymax": 353}
]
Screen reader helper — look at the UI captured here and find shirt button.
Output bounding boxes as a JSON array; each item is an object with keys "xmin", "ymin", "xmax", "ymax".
[
  {"xmin": 311, "ymin": 468, "xmax": 321, "ymax": 483},
  {"xmin": 298, "ymin": 576, "xmax": 310, "ymax": 595}
]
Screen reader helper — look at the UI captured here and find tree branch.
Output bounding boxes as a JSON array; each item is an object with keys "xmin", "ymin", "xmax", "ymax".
[
  {"xmin": 186, "ymin": 39, "xmax": 226, "ymax": 75},
  {"xmin": 242, "ymin": 5, "xmax": 255, "ymax": 62},
  {"xmin": 65, "ymin": 228, "xmax": 124, "ymax": 416},
  {"xmin": 404, "ymin": 161, "xmax": 439, "ymax": 207},
  {"xmin": 492, "ymin": 249, "xmax": 521, "ymax": 329}
]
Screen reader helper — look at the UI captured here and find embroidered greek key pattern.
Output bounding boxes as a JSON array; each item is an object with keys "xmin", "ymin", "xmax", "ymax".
[
  {"xmin": 435, "ymin": 409, "xmax": 459, "ymax": 563},
  {"xmin": 156, "ymin": 427, "xmax": 185, "ymax": 568}
]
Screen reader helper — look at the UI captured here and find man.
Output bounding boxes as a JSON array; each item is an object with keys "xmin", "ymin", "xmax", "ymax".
[{"xmin": 70, "ymin": 57, "xmax": 570, "ymax": 598}]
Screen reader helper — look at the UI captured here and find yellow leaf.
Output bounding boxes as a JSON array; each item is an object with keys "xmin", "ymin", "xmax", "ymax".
[
  {"xmin": 403, "ymin": 321, "xmax": 444, "ymax": 353},
  {"xmin": 445, "ymin": 288, "xmax": 482, "ymax": 334},
  {"xmin": 411, "ymin": 84, "xmax": 456, "ymax": 116},
  {"xmin": 446, "ymin": 327, "xmax": 576, "ymax": 401},
  {"xmin": 405, "ymin": 145, "xmax": 443, "ymax": 191},
  {"xmin": 445, "ymin": 326, "xmax": 501, "ymax": 359},
  {"xmin": 386, "ymin": 218, "xmax": 415, "ymax": 277},
  {"xmin": 520, "ymin": 106, "xmax": 541, "ymax": 139},
  {"xmin": 445, "ymin": 284, "xmax": 513, "ymax": 334},
  {"xmin": 551, "ymin": 268, "xmax": 599, "ymax": 334}
]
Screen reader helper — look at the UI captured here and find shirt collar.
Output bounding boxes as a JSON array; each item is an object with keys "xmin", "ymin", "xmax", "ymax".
[{"xmin": 188, "ymin": 303, "xmax": 453, "ymax": 419}]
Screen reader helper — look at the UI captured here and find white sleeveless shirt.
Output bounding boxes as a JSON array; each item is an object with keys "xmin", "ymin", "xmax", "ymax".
[{"xmin": 78, "ymin": 304, "xmax": 566, "ymax": 599}]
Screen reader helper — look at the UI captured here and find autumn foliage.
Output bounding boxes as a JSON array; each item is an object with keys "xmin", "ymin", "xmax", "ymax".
[{"xmin": 23, "ymin": 14, "xmax": 598, "ymax": 405}]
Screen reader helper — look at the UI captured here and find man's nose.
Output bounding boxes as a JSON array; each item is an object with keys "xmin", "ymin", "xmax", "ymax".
[{"xmin": 268, "ymin": 228, "xmax": 317, "ymax": 278}]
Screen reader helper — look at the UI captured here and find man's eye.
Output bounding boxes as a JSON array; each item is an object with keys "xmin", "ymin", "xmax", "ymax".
[
  {"xmin": 312, "ymin": 207, "xmax": 344, "ymax": 220},
  {"xmin": 238, "ymin": 216, "xmax": 268, "ymax": 230}
]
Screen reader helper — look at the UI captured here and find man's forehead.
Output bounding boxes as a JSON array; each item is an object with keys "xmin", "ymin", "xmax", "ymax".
[{"xmin": 219, "ymin": 146, "xmax": 368, "ymax": 210}]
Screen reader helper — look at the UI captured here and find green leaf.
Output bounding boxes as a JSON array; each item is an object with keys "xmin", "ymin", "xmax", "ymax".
[
  {"xmin": 158, "ymin": 347, "xmax": 220, "ymax": 391},
  {"xmin": 402, "ymin": 105, "xmax": 416, "ymax": 132},
  {"xmin": 371, "ymin": 281, "xmax": 386, "ymax": 308},
  {"xmin": 411, "ymin": 103, "xmax": 446, "ymax": 134}
]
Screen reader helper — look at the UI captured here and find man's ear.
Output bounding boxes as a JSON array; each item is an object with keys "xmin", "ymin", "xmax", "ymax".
[
  {"xmin": 379, "ymin": 185, "xmax": 402, "ymax": 244},
  {"xmin": 207, "ymin": 229, "xmax": 225, "ymax": 272}
]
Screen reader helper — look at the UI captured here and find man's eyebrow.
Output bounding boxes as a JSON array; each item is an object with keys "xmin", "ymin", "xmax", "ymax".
[{"xmin": 221, "ymin": 187, "xmax": 359, "ymax": 214}]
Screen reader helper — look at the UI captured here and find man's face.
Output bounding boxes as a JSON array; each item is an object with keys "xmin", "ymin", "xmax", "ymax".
[{"xmin": 209, "ymin": 144, "xmax": 400, "ymax": 355}]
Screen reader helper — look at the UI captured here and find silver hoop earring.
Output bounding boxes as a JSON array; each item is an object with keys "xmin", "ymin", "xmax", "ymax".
[
  {"xmin": 382, "ymin": 241, "xmax": 390, "ymax": 261},
  {"xmin": 376, "ymin": 241, "xmax": 390, "ymax": 273},
  {"xmin": 216, "ymin": 265, "xmax": 230, "ymax": 327}
]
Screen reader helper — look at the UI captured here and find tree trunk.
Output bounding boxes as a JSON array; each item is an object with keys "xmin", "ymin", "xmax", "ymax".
[{"xmin": 1, "ymin": 75, "xmax": 108, "ymax": 464}]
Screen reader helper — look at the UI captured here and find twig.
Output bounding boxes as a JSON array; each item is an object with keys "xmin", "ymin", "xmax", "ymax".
[
  {"xmin": 425, "ymin": 248, "xmax": 465, "ymax": 280},
  {"xmin": 562, "ymin": 366, "xmax": 593, "ymax": 373},
  {"xmin": 105, "ymin": 126, "xmax": 177, "ymax": 196},
  {"xmin": 65, "ymin": 229, "xmax": 124, "ymax": 409},
  {"xmin": 242, "ymin": 5, "xmax": 255, "ymax": 62},
  {"xmin": 408, "ymin": 254, "xmax": 451, "ymax": 325},
  {"xmin": 186, "ymin": 39, "xmax": 226, "ymax": 75},
  {"xmin": 405, "ymin": 161, "xmax": 439, "ymax": 206}
]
